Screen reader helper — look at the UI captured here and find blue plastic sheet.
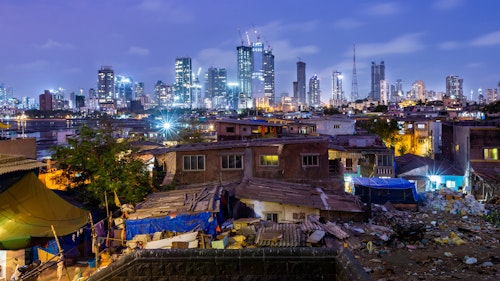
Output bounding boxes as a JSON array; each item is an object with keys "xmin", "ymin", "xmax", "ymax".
[{"xmin": 125, "ymin": 212, "xmax": 217, "ymax": 240}]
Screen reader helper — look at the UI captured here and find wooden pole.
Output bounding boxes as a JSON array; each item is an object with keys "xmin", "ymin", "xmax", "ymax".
[
  {"xmin": 89, "ymin": 213, "xmax": 99, "ymax": 269},
  {"xmin": 50, "ymin": 225, "xmax": 72, "ymax": 281}
]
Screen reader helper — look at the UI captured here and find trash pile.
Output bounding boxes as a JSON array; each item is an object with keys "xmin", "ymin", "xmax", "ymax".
[
  {"xmin": 345, "ymin": 189, "xmax": 500, "ymax": 280},
  {"xmin": 421, "ymin": 188, "xmax": 487, "ymax": 216}
]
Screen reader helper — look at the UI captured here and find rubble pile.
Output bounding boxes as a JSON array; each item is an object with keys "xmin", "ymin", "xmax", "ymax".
[{"xmin": 343, "ymin": 190, "xmax": 500, "ymax": 280}]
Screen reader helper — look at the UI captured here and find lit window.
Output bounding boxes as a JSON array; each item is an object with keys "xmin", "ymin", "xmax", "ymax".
[
  {"xmin": 183, "ymin": 155, "xmax": 205, "ymax": 171},
  {"xmin": 221, "ymin": 155, "xmax": 243, "ymax": 169},
  {"xmin": 302, "ymin": 154, "xmax": 319, "ymax": 167},
  {"xmin": 407, "ymin": 124, "xmax": 413, "ymax": 129},
  {"xmin": 260, "ymin": 155, "xmax": 279, "ymax": 166},
  {"xmin": 417, "ymin": 124, "xmax": 425, "ymax": 129},
  {"xmin": 484, "ymin": 148, "xmax": 498, "ymax": 160}
]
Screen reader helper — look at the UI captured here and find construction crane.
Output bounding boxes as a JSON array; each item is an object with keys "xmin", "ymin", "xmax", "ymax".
[
  {"xmin": 252, "ymin": 24, "xmax": 260, "ymax": 42},
  {"xmin": 238, "ymin": 28, "xmax": 244, "ymax": 46}
]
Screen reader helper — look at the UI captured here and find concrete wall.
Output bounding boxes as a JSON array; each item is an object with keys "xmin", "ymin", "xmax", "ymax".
[
  {"xmin": 0, "ymin": 138, "xmax": 37, "ymax": 159},
  {"xmin": 87, "ymin": 248, "xmax": 372, "ymax": 281}
]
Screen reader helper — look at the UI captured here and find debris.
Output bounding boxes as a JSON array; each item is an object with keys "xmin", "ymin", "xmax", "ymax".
[{"xmin": 463, "ymin": 256, "xmax": 477, "ymax": 265}]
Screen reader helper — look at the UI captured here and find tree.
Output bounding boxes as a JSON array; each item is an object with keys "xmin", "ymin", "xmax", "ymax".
[
  {"xmin": 358, "ymin": 117, "xmax": 401, "ymax": 148},
  {"xmin": 323, "ymin": 107, "xmax": 341, "ymax": 115},
  {"xmin": 51, "ymin": 117, "xmax": 151, "ymax": 210}
]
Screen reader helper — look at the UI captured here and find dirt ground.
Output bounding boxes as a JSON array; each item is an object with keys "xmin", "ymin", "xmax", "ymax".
[{"xmin": 349, "ymin": 206, "xmax": 500, "ymax": 281}]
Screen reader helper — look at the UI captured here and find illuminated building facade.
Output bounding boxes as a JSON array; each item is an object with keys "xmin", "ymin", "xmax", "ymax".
[{"xmin": 174, "ymin": 57, "xmax": 193, "ymax": 108}]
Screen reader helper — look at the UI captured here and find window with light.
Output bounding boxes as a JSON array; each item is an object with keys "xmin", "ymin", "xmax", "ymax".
[
  {"xmin": 484, "ymin": 148, "xmax": 498, "ymax": 160},
  {"xmin": 260, "ymin": 155, "xmax": 278, "ymax": 166}
]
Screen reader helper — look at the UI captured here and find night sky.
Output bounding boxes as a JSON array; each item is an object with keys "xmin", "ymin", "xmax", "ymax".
[{"xmin": 1, "ymin": 0, "xmax": 499, "ymax": 103}]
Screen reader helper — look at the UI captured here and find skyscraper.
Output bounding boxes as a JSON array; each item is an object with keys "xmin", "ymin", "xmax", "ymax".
[
  {"xmin": 308, "ymin": 74, "xmax": 320, "ymax": 107},
  {"xmin": 97, "ymin": 66, "xmax": 115, "ymax": 107},
  {"xmin": 331, "ymin": 70, "xmax": 343, "ymax": 108},
  {"xmin": 380, "ymin": 80, "xmax": 389, "ymax": 105},
  {"xmin": 351, "ymin": 43, "xmax": 358, "ymax": 102},
  {"xmin": 115, "ymin": 75, "xmax": 134, "ymax": 109},
  {"xmin": 154, "ymin": 80, "xmax": 171, "ymax": 108},
  {"xmin": 263, "ymin": 48, "xmax": 275, "ymax": 107},
  {"xmin": 251, "ymin": 41, "xmax": 265, "ymax": 103},
  {"xmin": 39, "ymin": 90, "xmax": 53, "ymax": 111},
  {"xmin": 174, "ymin": 57, "xmax": 193, "ymax": 108},
  {"xmin": 411, "ymin": 80, "xmax": 426, "ymax": 102},
  {"xmin": 237, "ymin": 45, "xmax": 253, "ymax": 109},
  {"xmin": 370, "ymin": 61, "xmax": 385, "ymax": 101},
  {"xmin": 205, "ymin": 67, "xmax": 227, "ymax": 109},
  {"xmin": 295, "ymin": 60, "xmax": 306, "ymax": 105},
  {"xmin": 446, "ymin": 75, "xmax": 464, "ymax": 100}
]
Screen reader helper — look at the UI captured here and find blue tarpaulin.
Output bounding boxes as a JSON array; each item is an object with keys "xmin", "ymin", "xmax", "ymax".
[
  {"xmin": 125, "ymin": 212, "xmax": 217, "ymax": 240},
  {"xmin": 353, "ymin": 177, "xmax": 418, "ymax": 205}
]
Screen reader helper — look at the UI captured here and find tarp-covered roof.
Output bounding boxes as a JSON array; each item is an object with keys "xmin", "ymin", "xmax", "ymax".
[
  {"xmin": 352, "ymin": 177, "xmax": 418, "ymax": 205},
  {"xmin": 0, "ymin": 172, "xmax": 89, "ymax": 250}
]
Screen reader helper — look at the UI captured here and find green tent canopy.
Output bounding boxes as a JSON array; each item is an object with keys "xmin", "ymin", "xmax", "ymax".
[{"xmin": 0, "ymin": 172, "xmax": 89, "ymax": 250}]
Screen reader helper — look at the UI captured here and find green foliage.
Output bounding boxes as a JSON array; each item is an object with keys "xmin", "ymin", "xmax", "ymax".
[
  {"xmin": 51, "ymin": 117, "xmax": 151, "ymax": 210},
  {"xmin": 358, "ymin": 117, "xmax": 401, "ymax": 148},
  {"xmin": 484, "ymin": 210, "xmax": 500, "ymax": 227},
  {"xmin": 371, "ymin": 105, "xmax": 388, "ymax": 113},
  {"xmin": 323, "ymin": 107, "xmax": 341, "ymax": 115},
  {"xmin": 483, "ymin": 100, "xmax": 500, "ymax": 114}
]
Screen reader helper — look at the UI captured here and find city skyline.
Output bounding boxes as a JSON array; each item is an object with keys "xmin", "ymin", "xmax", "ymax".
[{"xmin": 1, "ymin": 0, "xmax": 500, "ymax": 104}]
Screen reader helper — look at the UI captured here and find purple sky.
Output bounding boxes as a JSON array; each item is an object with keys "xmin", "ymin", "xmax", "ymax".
[{"xmin": 1, "ymin": 0, "xmax": 499, "ymax": 104}]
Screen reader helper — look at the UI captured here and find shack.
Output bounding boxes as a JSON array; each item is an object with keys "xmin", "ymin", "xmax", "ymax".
[{"xmin": 352, "ymin": 177, "xmax": 418, "ymax": 206}]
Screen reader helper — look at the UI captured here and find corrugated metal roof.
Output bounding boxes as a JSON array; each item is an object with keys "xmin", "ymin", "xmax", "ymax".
[
  {"xmin": 235, "ymin": 177, "xmax": 364, "ymax": 213},
  {"xmin": 129, "ymin": 185, "xmax": 223, "ymax": 220},
  {"xmin": 0, "ymin": 154, "xmax": 47, "ymax": 175}
]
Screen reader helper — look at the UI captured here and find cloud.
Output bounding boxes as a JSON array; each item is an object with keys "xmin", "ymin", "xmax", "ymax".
[
  {"xmin": 438, "ymin": 41, "xmax": 460, "ymax": 50},
  {"xmin": 333, "ymin": 18, "xmax": 364, "ymax": 30},
  {"xmin": 364, "ymin": 2, "xmax": 403, "ymax": 16},
  {"xmin": 254, "ymin": 20, "xmax": 319, "ymax": 41},
  {"xmin": 38, "ymin": 39, "xmax": 74, "ymax": 49},
  {"xmin": 138, "ymin": 0, "xmax": 194, "ymax": 23},
  {"xmin": 271, "ymin": 40, "xmax": 319, "ymax": 62},
  {"xmin": 8, "ymin": 60, "xmax": 49, "ymax": 71},
  {"xmin": 353, "ymin": 33, "xmax": 426, "ymax": 58},
  {"xmin": 432, "ymin": 0, "xmax": 464, "ymax": 10},
  {"xmin": 470, "ymin": 31, "xmax": 500, "ymax": 47},
  {"xmin": 128, "ymin": 46, "xmax": 150, "ymax": 56},
  {"xmin": 196, "ymin": 48, "xmax": 236, "ymax": 70},
  {"xmin": 466, "ymin": 62, "xmax": 482, "ymax": 69}
]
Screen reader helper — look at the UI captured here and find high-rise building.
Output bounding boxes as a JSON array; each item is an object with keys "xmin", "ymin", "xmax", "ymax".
[
  {"xmin": 395, "ymin": 79, "xmax": 404, "ymax": 100},
  {"xmin": 486, "ymin": 88, "xmax": 498, "ymax": 104},
  {"xmin": 115, "ymin": 75, "xmax": 134, "ymax": 109},
  {"xmin": 331, "ymin": 70, "xmax": 343, "ymax": 108},
  {"xmin": 237, "ymin": 45, "xmax": 253, "ymax": 109},
  {"xmin": 174, "ymin": 57, "xmax": 193, "ymax": 107},
  {"xmin": 370, "ymin": 61, "xmax": 385, "ymax": 101},
  {"xmin": 308, "ymin": 74, "xmax": 320, "ymax": 107},
  {"xmin": 411, "ymin": 80, "xmax": 426, "ymax": 102},
  {"xmin": 380, "ymin": 80, "xmax": 389, "ymax": 105},
  {"xmin": 226, "ymin": 82, "xmax": 240, "ymax": 111},
  {"xmin": 446, "ymin": 75, "xmax": 463, "ymax": 100},
  {"xmin": 251, "ymin": 41, "xmax": 265, "ymax": 103},
  {"xmin": 39, "ymin": 90, "xmax": 53, "ymax": 111},
  {"xmin": 97, "ymin": 66, "xmax": 115, "ymax": 104},
  {"xmin": 191, "ymin": 72, "xmax": 202, "ymax": 109},
  {"xmin": 263, "ymin": 48, "xmax": 275, "ymax": 107},
  {"xmin": 155, "ymin": 80, "xmax": 172, "ymax": 108},
  {"xmin": 135, "ymin": 82, "xmax": 145, "ymax": 97},
  {"xmin": 205, "ymin": 67, "xmax": 227, "ymax": 109},
  {"xmin": 351, "ymin": 43, "xmax": 358, "ymax": 102},
  {"xmin": 97, "ymin": 66, "xmax": 115, "ymax": 114},
  {"xmin": 295, "ymin": 60, "xmax": 306, "ymax": 105}
]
